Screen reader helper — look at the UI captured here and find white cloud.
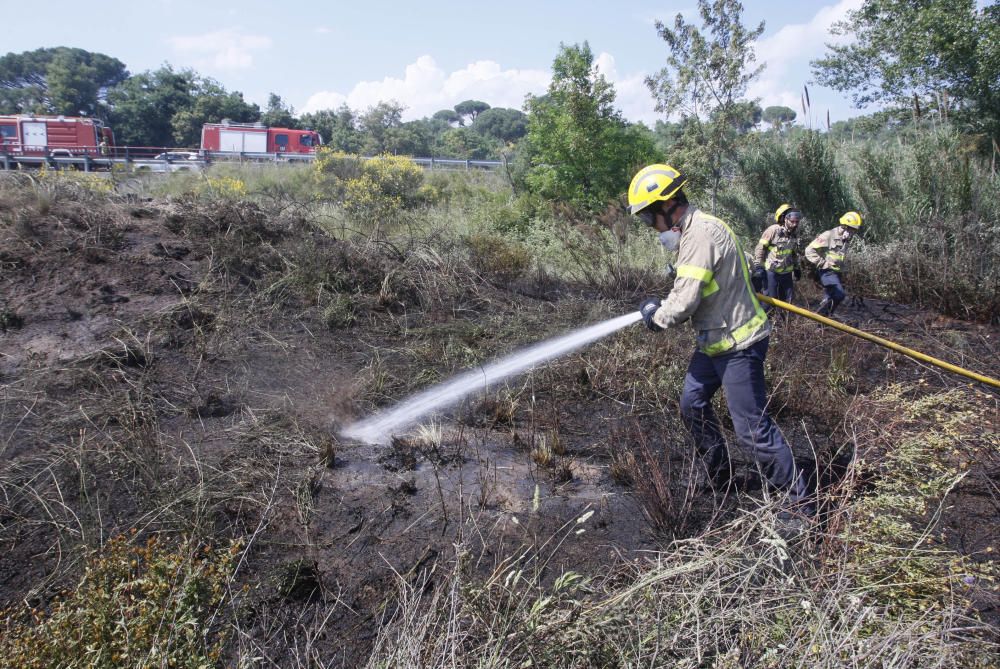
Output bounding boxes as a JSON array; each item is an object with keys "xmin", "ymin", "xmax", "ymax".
[
  {"xmin": 594, "ymin": 52, "xmax": 659, "ymax": 126},
  {"xmin": 315, "ymin": 26, "xmax": 332, "ymax": 34},
  {"xmin": 748, "ymin": 0, "xmax": 862, "ymax": 117},
  {"xmin": 166, "ymin": 28, "xmax": 272, "ymax": 71},
  {"xmin": 302, "ymin": 55, "xmax": 550, "ymax": 118}
]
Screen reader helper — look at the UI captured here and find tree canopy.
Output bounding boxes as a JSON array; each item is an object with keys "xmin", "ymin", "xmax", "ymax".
[
  {"xmin": 471, "ymin": 107, "xmax": 527, "ymax": 144},
  {"xmin": 812, "ymin": 0, "xmax": 1000, "ymax": 142},
  {"xmin": 260, "ymin": 93, "xmax": 298, "ymax": 129},
  {"xmin": 522, "ymin": 42, "xmax": 658, "ymax": 211},
  {"xmin": 170, "ymin": 82, "xmax": 260, "ymax": 147},
  {"xmin": 300, "ymin": 105, "xmax": 365, "ymax": 153},
  {"xmin": 432, "ymin": 109, "xmax": 461, "ymax": 126},
  {"xmin": 762, "ymin": 105, "xmax": 796, "ymax": 131},
  {"xmin": 646, "ymin": 0, "xmax": 765, "ymax": 206},
  {"xmin": 107, "ymin": 66, "xmax": 258, "ymax": 148},
  {"xmin": 454, "ymin": 100, "xmax": 490, "ymax": 124},
  {"xmin": 0, "ymin": 47, "xmax": 127, "ymax": 117}
]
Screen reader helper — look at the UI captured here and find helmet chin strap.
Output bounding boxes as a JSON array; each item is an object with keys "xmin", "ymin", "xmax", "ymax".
[{"xmin": 662, "ymin": 199, "xmax": 683, "ymax": 226}]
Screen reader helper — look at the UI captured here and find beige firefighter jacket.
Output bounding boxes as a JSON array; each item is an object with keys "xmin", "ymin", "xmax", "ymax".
[
  {"xmin": 650, "ymin": 208, "xmax": 771, "ymax": 356},
  {"xmin": 754, "ymin": 223, "xmax": 799, "ymax": 273},
  {"xmin": 805, "ymin": 226, "xmax": 852, "ymax": 272}
]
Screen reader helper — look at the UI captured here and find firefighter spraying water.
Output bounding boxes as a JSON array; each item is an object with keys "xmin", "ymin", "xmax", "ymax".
[{"xmin": 342, "ymin": 162, "xmax": 999, "ymax": 536}]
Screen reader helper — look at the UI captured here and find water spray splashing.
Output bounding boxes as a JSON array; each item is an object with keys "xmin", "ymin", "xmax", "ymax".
[{"xmin": 341, "ymin": 310, "xmax": 643, "ymax": 444}]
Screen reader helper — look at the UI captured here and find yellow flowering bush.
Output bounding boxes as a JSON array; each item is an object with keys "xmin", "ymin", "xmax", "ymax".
[
  {"xmin": 198, "ymin": 175, "xmax": 247, "ymax": 199},
  {"xmin": 314, "ymin": 149, "xmax": 431, "ymax": 227},
  {"xmin": 35, "ymin": 164, "xmax": 115, "ymax": 195}
]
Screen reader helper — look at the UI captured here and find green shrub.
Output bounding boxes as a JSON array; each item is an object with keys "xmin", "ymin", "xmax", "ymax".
[
  {"xmin": 465, "ymin": 232, "xmax": 531, "ymax": 281},
  {"xmin": 0, "ymin": 533, "xmax": 239, "ymax": 669},
  {"xmin": 312, "ymin": 149, "xmax": 364, "ymax": 183},
  {"xmin": 728, "ymin": 131, "xmax": 851, "ymax": 233}
]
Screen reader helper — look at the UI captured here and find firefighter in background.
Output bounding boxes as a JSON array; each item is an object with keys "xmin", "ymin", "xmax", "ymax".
[
  {"xmin": 629, "ymin": 164, "xmax": 810, "ymax": 514},
  {"xmin": 805, "ymin": 211, "xmax": 863, "ymax": 317},
  {"xmin": 753, "ymin": 204, "xmax": 802, "ymax": 304}
]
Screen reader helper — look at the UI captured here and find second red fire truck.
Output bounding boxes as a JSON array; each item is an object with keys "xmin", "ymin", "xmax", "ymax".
[{"xmin": 200, "ymin": 121, "xmax": 321, "ymax": 155}]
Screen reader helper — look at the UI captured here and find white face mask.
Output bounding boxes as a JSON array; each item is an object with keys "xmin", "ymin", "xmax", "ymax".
[{"xmin": 659, "ymin": 229, "xmax": 681, "ymax": 251}]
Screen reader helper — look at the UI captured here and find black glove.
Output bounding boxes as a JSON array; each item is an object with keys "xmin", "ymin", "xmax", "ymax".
[
  {"xmin": 638, "ymin": 297, "xmax": 663, "ymax": 332},
  {"xmin": 793, "ymin": 267, "xmax": 802, "ymax": 281},
  {"xmin": 751, "ymin": 267, "xmax": 766, "ymax": 292}
]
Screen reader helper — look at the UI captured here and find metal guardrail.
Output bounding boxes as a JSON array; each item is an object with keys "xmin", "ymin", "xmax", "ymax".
[{"xmin": 0, "ymin": 145, "xmax": 504, "ymax": 172}]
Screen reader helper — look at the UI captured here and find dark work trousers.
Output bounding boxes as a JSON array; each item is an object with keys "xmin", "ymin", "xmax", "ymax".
[
  {"xmin": 765, "ymin": 271, "xmax": 794, "ymax": 321},
  {"xmin": 765, "ymin": 271, "xmax": 794, "ymax": 303},
  {"xmin": 679, "ymin": 338, "xmax": 808, "ymax": 503},
  {"xmin": 819, "ymin": 270, "xmax": 846, "ymax": 308}
]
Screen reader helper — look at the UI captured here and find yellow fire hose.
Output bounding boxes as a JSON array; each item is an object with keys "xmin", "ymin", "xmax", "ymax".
[{"xmin": 756, "ymin": 294, "xmax": 1000, "ymax": 390}]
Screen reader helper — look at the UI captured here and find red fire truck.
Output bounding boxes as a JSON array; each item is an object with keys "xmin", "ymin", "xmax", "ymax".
[
  {"xmin": 200, "ymin": 121, "xmax": 321, "ymax": 155},
  {"xmin": 0, "ymin": 115, "xmax": 114, "ymax": 156}
]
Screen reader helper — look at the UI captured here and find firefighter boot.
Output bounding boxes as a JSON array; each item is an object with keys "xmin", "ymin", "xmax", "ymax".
[
  {"xmin": 703, "ymin": 460, "xmax": 735, "ymax": 496},
  {"xmin": 817, "ymin": 298, "xmax": 835, "ymax": 317}
]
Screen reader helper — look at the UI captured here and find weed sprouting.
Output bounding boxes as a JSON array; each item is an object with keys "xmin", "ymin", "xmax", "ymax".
[{"xmin": 321, "ymin": 294, "xmax": 356, "ymax": 329}]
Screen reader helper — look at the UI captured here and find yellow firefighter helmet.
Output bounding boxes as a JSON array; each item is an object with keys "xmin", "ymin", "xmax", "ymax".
[
  {"xmin": 839, "ymin": 211, "xmax": 863, "ymax": 229},
  {"xmin": 627, "ymin": 164, "xmax": 687, "ymax": 216}
]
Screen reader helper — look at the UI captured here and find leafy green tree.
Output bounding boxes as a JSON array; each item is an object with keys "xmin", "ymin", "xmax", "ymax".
[
  {"xmin": 472, "ymin": 107, "xmax": 527, "ymax": 143},
  {"xmin": 170, "ymin": 81, "xmax": 259, "ymax": 147},
  {"xmin": 359, "ymin": 101, "xmax": 405, "ymax": 154},
  {"xmin": 260, "ymin": 93, "xmax": 298, "ymax": 128},
  {"xmin": 0, "ymin": 47, "xmax": 127, "ymax": 116},
  {"xmin": 108, "ymin": 66, "xmax": 259, "ymax": 148},
  {"xmin": 432, "ymin": 109, "xmax": 461, "ymax": 126},
  {"xmin": 762, "ymin": 105, "xmax": 796, "ymax": 131},
  {"xmin": 646, "ymin": 0, "xmax": 765, "ymax": 209},
  {"xmin": 107, "ymin": 66, "xmax": 199, "ymax": 147},
  {"xmin": 522, "ymin": 42, "xmax": 659, "ymax": 211},
  {"xmin": 454, "ymin": 99, "xmax": 490, "ymax": 125},
  {"xmin": 300, "ymin": 105, "xmax": 365, "ymax": 153},
  {"xmin": 812, "ymin": 0, "xmax": 1000, "ymax": 142},
  {"xmin": 390, "ymin": 119, "xmax": 434, "ymax": 156},
  {"xmin": 440, "ymin": 127, "xmax": 498, "ymax": 159},
  {"xmin": 726, "ymin": 100, "xmax": 762, "ymax": 133}
]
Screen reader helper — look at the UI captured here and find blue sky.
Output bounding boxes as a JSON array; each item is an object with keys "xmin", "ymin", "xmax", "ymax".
[{"xmin": 4, "ymin": 0, "xmax": 869, "ymax": 126}]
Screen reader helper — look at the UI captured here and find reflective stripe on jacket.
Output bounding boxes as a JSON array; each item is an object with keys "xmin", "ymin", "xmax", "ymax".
[
  {"xmin": 754, "ymin": 223, "xmax": 799, "ymax": 273},
  {"xmin": 651, "ymin": 208, "xmax": 770, "ymax": 356},
  {"xmin": 805, "ymin": 227, "xmax": 852, "ymax": 272}
]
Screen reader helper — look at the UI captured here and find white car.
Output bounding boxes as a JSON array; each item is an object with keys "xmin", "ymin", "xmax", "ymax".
[{"xmin": 139, "ymin": 151, "xmax": 205, "ymax": 172}]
